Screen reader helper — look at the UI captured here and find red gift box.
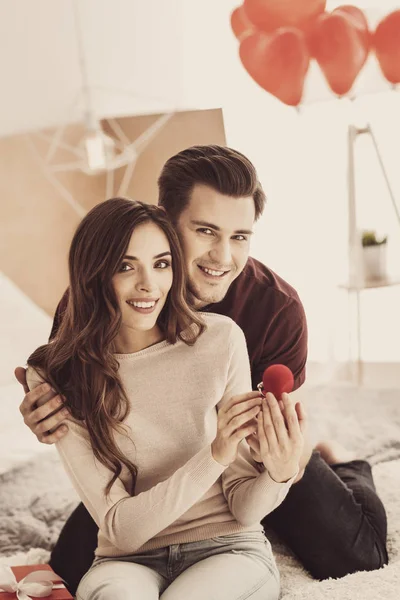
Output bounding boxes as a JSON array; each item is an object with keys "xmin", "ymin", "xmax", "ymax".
[{"xmin": 0, "ymin": 564, "xmax": 72, "ymax": 599}]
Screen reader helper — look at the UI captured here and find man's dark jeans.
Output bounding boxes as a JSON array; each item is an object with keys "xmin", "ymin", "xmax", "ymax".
[
  {"xmin": 263, "ymin": 451, "xmax": 388, "ymax": 580},
  {"xmin": 50, "ymin": 452, "xmax": 388, "ymax": 595}
]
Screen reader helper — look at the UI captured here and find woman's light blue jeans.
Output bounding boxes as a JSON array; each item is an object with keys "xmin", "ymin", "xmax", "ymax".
[{"xmin": 75, "ymin": 531, "xmax": 280, "ymax": 600}]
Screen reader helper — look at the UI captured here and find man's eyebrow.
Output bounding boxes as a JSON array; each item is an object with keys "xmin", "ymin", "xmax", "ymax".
[
  {"xmin": 123, "ymin": 252, "xmax": 172, "ymax": 260},
  {"xmin": 190, "ymin": 220, "xmax": 254, "ymax": 235}
]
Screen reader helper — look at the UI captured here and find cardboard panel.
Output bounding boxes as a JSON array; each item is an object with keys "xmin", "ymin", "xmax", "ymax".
[{"xmin": 0, "ymin": 108, "xmax": 225, "ymax": 316}]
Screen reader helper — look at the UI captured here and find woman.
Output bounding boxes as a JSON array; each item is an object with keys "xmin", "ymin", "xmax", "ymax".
[{"xmin": 27, "ymin": 198, "xmax": 303, "ymax": 600}]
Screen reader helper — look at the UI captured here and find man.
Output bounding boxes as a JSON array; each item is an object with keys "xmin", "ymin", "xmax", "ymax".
[{"xmin": 16, "ymin": 145, "xmax": 388, "ymax": 595}]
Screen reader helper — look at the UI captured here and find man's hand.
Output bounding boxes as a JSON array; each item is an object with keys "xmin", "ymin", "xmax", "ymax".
[
  {"xmin": 254, "ymin": 392, "xmax": 303, "ymax": 483},
  {"xmin": 246, "ymin": 396, "xmax": 311, "ymax": 483},
  {"xmin": 15, "ymin": 367, "xmax": 70, "ymax": 445}
]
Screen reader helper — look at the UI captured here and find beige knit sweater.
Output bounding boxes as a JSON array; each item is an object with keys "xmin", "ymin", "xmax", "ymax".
[{"xmin": 27, "ymin": 313, "xmax": 295, "ymax": 557}]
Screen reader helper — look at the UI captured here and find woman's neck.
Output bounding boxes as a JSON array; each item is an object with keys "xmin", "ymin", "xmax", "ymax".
[{"xmin": 114, "ymin": 324, "xmax": 165, "ymax": 354}]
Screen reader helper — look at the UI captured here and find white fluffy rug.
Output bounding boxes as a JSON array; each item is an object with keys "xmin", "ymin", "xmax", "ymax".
[{"xmin": 1, "ymin": 383, "xmax": 399, "ymax": 599}]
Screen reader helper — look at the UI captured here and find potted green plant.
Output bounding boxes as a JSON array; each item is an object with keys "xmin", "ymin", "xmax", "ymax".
[{"xmin": 361, "ymin": 230, "xmax": 388, "ymax": 281}]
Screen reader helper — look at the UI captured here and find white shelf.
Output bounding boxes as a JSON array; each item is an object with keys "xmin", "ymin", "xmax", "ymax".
[
  {"xmin": 344, "ymin": 123, "xmax": 400, "ymax": 385},
  {"xmin": 339, "ymin": 277, "xmax": 400, "ymax": 291}
]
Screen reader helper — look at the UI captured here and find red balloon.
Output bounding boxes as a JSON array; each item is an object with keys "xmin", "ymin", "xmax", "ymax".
[
  {"xmin": 231, "ymin": 5, "xmax": 255, "ymax": 41},
  {"xmin": 262, "ymin": 365, "xmax": 294, "ymax": 400},
  {"xmin": 239, "ymin": 28, "xmax": 310, "ymax": 106},
  {"xmin": 243, "ymin": 0, "xmax": 326, "ymax": 34},
  {"xmin": 374, "ymin": 10, "xmax": 400, "ymax": 85},
  {"xmin": 334, "ymin": 5, "xmax": 371, "ymax": 50},
  {"xmin": 308, "ymin": 8, "xmax": 370, "ymax": 96}
]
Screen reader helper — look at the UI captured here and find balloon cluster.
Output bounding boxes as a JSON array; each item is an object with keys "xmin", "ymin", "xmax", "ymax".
[{"xmin": 231, "ymin": 1, "xmax": 400, "ymax": 106}]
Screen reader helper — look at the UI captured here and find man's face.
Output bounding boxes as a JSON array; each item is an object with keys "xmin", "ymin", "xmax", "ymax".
[{"xmin": 176, "ymin": 184, "xmax": 255, "ymax": 308}]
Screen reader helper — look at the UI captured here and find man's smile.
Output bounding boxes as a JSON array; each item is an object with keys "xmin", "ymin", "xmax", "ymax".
[{"xmin": 197, "ymin": 265, "xmax": 231, "ymax": 279}]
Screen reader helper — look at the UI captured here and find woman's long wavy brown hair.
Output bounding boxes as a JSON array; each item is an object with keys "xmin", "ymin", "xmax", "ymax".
[{"xmin": 28, "ymin": 198, "xmax": 205, "ymax": 496}]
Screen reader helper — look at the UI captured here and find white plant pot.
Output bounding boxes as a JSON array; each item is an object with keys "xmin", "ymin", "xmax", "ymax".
[{"xmin": 362, "ymin": 244, "xmax": 387, "ymax": 281}]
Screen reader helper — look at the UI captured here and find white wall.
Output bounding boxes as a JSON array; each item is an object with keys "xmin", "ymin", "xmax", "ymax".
[
  {"xmin": 0, "ymin": 273, "xmax": 54, "ymax": 474},
  {"xmin": 0, "ymin": 0, "xmax": 80, "ymax": 136},
  {"xmin": 0, "ymin": 0, "xmax": 185, "ymax": 137},
  {"xmin": 0, "ymin": 0, "xmax": 241, "ymax": 136},
  {"xmin": 0, "ymin": 273, "xmax": 51, "ymax": 386}
]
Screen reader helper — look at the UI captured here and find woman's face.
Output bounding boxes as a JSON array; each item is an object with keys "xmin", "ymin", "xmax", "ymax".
[{"xmin": 113, "ymin": 222, "xmax": 173, "ymax": 340}]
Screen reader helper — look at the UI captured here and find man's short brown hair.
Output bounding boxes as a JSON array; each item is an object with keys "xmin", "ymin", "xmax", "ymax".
[{"xmin": 158, "ymin": 145, "xmax": 266, "ymax": 223}]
